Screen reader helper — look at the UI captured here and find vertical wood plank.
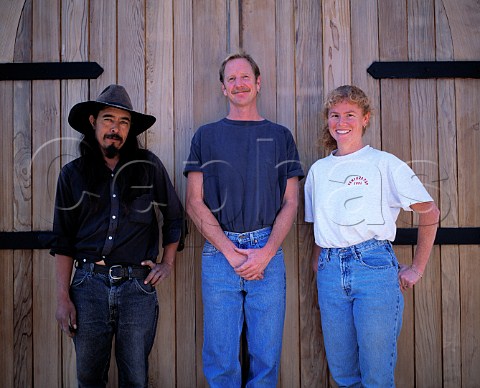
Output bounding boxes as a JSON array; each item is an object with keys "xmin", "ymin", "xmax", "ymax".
[
  {"xmin": 275, "ymin": 0, "xmax": 299, "ymax": 386},
  {"xmin": 227, "ymin": 0, "xmax": 240, "ymax": 53},
  {"xmin": 61, "ymin": 0, "xmax": 87, "ymax": 164},
  {"xmin": 378, "ymin": 1, "xmax": 414, "ymax": 386},
  {"xmin": 435, "ymin": 1, "xmax": 461, "ymax": 387},
  {"xmin": 0, "ymin": 251, "xmax": 14, "ymax": 388},
  {"xmin": 32, "ymin": 0, "xmax": 61, "ymax": 386},
  {"xmin": 193, "ymin": 0, "xmax": 229, "ymax": 126},
  {"xmin": 117, "ymin": 0, "xmax": 146, "ymax": 146},
  {"xmin": 145, "ymin": 0, "xmax": 176, "ymax": 386},
  {"xmin": 241, "ymin": 0, "xmax": 277, "ymax": 121},
  {"xmin": 0, "ymin": 76, "xmax": 15, "ymax": 387},
  {"xmin": 322, "ymin": 0, "xmax": 351, "ymax": 92},
  {"xmin": 89, "ymin": 0, "xmax": 117, "ymax": 94},
  {"xmin": 460, "ymin": 246, "xmax": 480, "ymax": 387},
  {"xmin": 350, "ymin": 0, "xmax": 381, "ymax": 150},
  {"xmin": 408, "ymin": 2, "xmax": 442, "ymax": 386},
  {"xmin": 117, "ymin": 0, "xmax": 146, "ymax": 102},
  {"xmin": 13, "ymin": 2, "xmax": 33, "ymax": 387},
  {"xmin": 173, "ymin": 0, "xmax": 197, "ymax": 385},
  {"xmin": 456, "ymin": 78, "xmax": 480, "ymax": 385},
  {"xmin": 59, "ymin": 1, "xmax": 89, "ymax": 386},
  {"xmin": 295, "ymin": 0, "xmax": 327, "ymax": 386},
  {"xmin": 13, "ymin": 251, "xmax": 33, "ymax": 388},
  {"xmin": 0, "ymin": 1, "xmax": 25, "ymax": 61}
]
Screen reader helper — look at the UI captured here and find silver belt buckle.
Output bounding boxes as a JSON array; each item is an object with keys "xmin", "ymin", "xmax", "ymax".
[{"xmin": 108, "ymin": 265, "xmax": 123, "ymax": 281}]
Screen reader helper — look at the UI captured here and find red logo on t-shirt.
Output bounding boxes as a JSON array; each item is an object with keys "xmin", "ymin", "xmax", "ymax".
[{"xmin": 346, "ymin": 176, "xmax": 369, "ymax": 186}]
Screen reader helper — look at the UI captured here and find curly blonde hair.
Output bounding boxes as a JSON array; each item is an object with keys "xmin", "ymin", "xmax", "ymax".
[{"xmin": 321, "ymin": 85, "xmax": 372, "ymax": 152}]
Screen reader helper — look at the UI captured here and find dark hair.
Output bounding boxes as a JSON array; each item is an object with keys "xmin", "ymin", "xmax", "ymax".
[
  {"xmin": 79, "ymin": 111, "xmax": 150, "ymax": 205},
  {"xmin": 219, "ymin": 52, "xmax": 261, "ymax": 84},
  {"xmin": 321, "ymin": 85, "xmax": 372, "ymax": 152}
]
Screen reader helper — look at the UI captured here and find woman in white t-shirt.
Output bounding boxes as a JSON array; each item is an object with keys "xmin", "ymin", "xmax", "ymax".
[{"xmin": 304, "ymin": 85, "xmax": 439, "ymax": 387}]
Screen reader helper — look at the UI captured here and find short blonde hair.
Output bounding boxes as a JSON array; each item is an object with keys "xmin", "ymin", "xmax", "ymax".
[{"xmin": 219, "ymin": 52, "xmax": 260, "ymax": 84}]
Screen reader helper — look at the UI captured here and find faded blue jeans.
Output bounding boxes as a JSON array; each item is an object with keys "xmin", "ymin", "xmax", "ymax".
[
  {"xmin": 70, "ymin": 265, "xmax": 158, "ymax": 388},
  {"xmin": 202, "ymin": 227, "xmax": 286, "ymax": 387},
  {"xmin": 316, "ymin": 239, "xmax": 404, "ymax": 388}
]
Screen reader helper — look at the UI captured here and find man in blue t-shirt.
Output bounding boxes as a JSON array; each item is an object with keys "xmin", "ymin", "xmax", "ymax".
[{"xmin": 184, "ymin": 53, "xmax": 304, "ymax": 387}]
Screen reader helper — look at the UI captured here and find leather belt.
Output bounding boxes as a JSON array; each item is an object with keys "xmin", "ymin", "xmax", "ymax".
[{"xmin": 76, "ymin": 261, "xmax": 150, "ymax": 282}]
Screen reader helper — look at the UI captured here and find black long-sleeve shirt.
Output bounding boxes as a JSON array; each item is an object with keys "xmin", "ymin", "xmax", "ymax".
[{"xmin": 51, "ymin": 150, "xmax": 184, "ymax": 266}]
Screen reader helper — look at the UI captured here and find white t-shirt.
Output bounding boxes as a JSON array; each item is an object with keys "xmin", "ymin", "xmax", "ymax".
[{"xmin": 304, "ymin": 145, "xmax": 433, "ymax": 248}]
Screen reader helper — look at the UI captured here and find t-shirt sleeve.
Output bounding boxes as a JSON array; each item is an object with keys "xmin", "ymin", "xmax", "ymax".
[
  {"xmin": 285, "ymin": 130, "xmax": 305, "ymax": 180},
  {"xmin": 183, "ymin": 129, "xmax": 203, "ymax": 177},
  {"xmin": 387, "ymin": 156, "xmax": 434, "ymax": 211},
  {"xmin": 304, "ymin": 168, "xmax": 314, "ymax": 223}
]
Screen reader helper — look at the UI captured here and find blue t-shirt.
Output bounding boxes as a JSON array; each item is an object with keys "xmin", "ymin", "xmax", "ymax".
[{"xmin": 184, "ymin": 118, "xmax": 304, "ymax": 233}]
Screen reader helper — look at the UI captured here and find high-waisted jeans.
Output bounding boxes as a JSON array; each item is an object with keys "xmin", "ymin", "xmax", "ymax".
[
  {"xmin": 201, "ymin": 227, "xmax": 286, "ymax": 387},
  {"xmin": 316, "ymin": 238, "xmax": 404, "ymax": 388}
]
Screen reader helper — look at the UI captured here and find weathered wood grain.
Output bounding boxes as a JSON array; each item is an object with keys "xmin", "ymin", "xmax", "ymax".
[
  {"xmin": 351, "ymin": 0, "xmax": 381, "ymax": 150},
  {"xmin": 0, "ymin": 78, "xmax": 15, "ymax": 387},
  {"xmin": 174, "ymin": 0, "xmax": 197, "ymax": 385},
  {"xmin": 32, "ymin": 0, "xmax": 61, "ymax": 386},
  {"xmin": 0, "ymin": 1, "xmax": 25, "ymax": 62},
  {"xmin": 378, "ymin": 1, "xmax": 415, "ymax": 386},
  {"xmin": 275, "ymin": 0, "xmax": 300, "ymax": 385},
  {"xmin": 241, "ymin": 0, "xmax": 277, "ymax": 122},
  {"xmin": 322, "ymin": 0, "xmax": 351, "ymax": 93},
  {"xmin": 12, "ymin": 2, "xmax": 33, "ymax": 388},
  {"xmin": 145, "ymin": 0, "xmax": 177, "ymax": 386},
  {"xmin": 295, "ymin": 0, "xmax": 327, "ymax": 385},
  {"xmin": 408, "ymin": 1, "xmax": 443, "ymax": 385},
  {"xmin": 89, "ymin": 0, "xmax": 117, "ymax": 94},
  {"xmin": 435, "ymin": 1, "xmax": 462, "ymax": 387}
]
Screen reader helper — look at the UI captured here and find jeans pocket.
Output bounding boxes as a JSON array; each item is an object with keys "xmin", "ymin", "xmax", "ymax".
[
  {"xmin": 133, "ymin": 278, "xmax": 156, "ymax": 295},
  {"xmin": 357, "ymin": 245, "xmax": 396, "ymax": 269},
  {"xmin": 71, "ymin": 269, "xmax": 90, "ymax": 288}
]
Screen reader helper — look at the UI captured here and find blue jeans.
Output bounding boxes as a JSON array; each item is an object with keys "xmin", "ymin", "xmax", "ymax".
[
  {"xmin": 202, "ymin": 227, "xmax": 286, "ymax": 387},
  {"xmin": 316, "ymin": 239, "xmax": 404, "ymax": 388},
  {"xmin": 70, "ymin": 265, "xmax": 159, "ymax": 388}
]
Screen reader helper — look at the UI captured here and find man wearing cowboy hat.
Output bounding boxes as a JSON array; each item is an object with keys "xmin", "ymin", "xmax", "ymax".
[{"xmin": 51, "ymin": 84, "xmax": 184, "ymax": 387}]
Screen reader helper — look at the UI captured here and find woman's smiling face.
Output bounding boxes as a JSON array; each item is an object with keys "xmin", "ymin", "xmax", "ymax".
[{"xmin": 328, "ymin": 100, "xmax": 370, "ymax": 154}]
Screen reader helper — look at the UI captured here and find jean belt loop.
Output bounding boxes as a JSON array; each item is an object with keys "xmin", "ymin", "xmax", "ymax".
[
  {"xmin": 325, "ymin": 248, "xmax": 330, "ymax": 262},
  {"xmin": 127, "ymin": 266, "xmax": 133, "ymax": 279},
  {"xmin": 353, "ymin": 244, "xmax": 361, "ymax": 260},
  {"xmin": 88, "ymin": 262, "xmax": 95, "ymax": 272}
]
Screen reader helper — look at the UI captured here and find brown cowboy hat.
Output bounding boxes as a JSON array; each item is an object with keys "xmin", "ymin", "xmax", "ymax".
[{"xmin": 68, "ymin": 84, "xmax": 156, "ymax": 136}]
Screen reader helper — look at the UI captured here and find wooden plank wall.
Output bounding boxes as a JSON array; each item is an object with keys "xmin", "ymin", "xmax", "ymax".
[{"xmin": 0, "ymin": 0, "xmax": 479, "ymax": 387}]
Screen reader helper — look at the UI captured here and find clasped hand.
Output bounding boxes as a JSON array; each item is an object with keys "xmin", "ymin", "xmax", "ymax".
[{"xmin": 232, "ymin": 247, "xmax": 270, "ymax": 281}]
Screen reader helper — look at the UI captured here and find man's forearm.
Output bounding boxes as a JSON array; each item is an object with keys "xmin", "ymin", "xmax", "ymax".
[
  {"xmin": 161, "ymin": 242, "xmax": 179, "ymax": 266},
  {"xmin": 56, "ymin": 254, "xmax": 74, "ymax": 300}
]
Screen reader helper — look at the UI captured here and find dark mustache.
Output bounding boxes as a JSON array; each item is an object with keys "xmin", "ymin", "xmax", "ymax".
[{"xmin": 105, "ymin": 134, "xmax": 123, "ymax": 141}]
